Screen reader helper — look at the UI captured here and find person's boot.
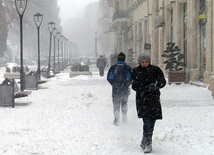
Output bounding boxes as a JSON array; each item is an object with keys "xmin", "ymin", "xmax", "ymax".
[
  {"xmin": 113, "ymin": 118, "xmax": 119, "ymax": 126},
  {"xmin": 140, "ymin": 135, "xmax": 147, "ymax": 150},
  {"xmin": 144, "ymin": 133, "xmax": 153, "ymax": 153},
  {"xmin": 122, "ymin": 114, "xmax": 127, "ymax": 123},
  {"xmin": 144, "ymin": 144, "xmax": 152, "ymax": 153}
]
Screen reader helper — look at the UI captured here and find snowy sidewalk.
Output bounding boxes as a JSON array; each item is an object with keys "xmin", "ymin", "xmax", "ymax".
[{"xmin": 0, "ymin": 68, "xmax": 214, "ymax": 155}]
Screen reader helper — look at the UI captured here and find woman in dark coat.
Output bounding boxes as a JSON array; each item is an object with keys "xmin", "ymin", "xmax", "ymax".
[{"xmin": 131, "ymin": 53, "xmax": 166, "ymax": 153}]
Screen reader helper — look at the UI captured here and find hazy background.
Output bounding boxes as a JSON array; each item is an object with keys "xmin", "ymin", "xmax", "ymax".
[
  {"xmin": 58, "ymin": 0, "xmax": 99, "ymax": 24},
  {"xmin": 58, "ymin": 0, "xmax": 100, "ymax": 57},
  {"xmin": 0, "ymin": 0, "xmax": 100, "ymax": 65}
]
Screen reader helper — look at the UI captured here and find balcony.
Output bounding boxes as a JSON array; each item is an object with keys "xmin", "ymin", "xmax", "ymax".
[
  {"xmin": 112, "ymin": 12, "xmax": 129, "ymax": 21},
  {"xmin": 109, "ymin": 11, "xmax": 129, "ymax": 31}
]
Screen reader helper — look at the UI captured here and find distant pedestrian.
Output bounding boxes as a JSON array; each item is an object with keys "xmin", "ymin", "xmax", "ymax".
[
  {"xmin": 96, "ymin": 55, "xmax": 107, "ymax": 76},
  {"xmin": 103, "ymin": 55, "xmax": 108, "ymax": 67},
  {"xmin": 107, "ymin": 52, "xmax": 132, "ymax": 126},
  {"xmin": 110, "ymin": 53, "xmax": 118, "ymax": 67},
  {"xmin": 131, "ymin": 53, "xmax": 166, "ymax": 153}
]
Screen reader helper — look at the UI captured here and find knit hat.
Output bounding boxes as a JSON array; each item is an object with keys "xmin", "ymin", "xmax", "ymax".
[
  {"xmin": 118, "ymin": 52, "xmax": 126, "ymax": 62},
  {"xmin": 138, "ymin": 53, "xmax": 151, "ymax": 63}
]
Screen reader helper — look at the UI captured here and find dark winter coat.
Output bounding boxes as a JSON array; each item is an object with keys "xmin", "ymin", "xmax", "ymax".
[
  {"xmin": 131, "ymin": 64, "xmax": 166, "ymax": 119},
  {"xmin": 96, "ymin": 56, "xmax": 107, "ymax": 68},
  {"xmin": 107, "ymin": 62, "xmax": 132, "ymax": 97}
]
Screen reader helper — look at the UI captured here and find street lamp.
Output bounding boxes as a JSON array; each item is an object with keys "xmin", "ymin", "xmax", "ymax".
[
  {"xmin": 64, "ymin": 38, "xmax": 68, "ymax": 65},
  {"xmin": 15, "ymin": 0, "xmax": 28, "ymax": 91},
  {"xmin": 52, "ymin": 28, "xmax": 57, "ymax": 69},
  {"xmin": 33, "ymin": 13, "xmax": 43, "ymax": 80},
  {"xmin": 64, "ymin": 38, "xmax": 67, "ymax": 63},
  {"xmin": 68, "ymin": 41, "xmax": 71, "ymax": 63},
  {"xmin": 60, "ymin": 35, "xmax": 64, "ymax": 68},
  {"xmin": 95, "ymin": 32, "xmax": 98, "ymax": 57},
  {"xmin": 69, "ymin": 41, "xmax": 73, "ymax": 63},
  {"xmin": 48, "ymin": 21, "xmax": 55, "ymax": 76},
  {"xmin": 56, "ymin": 32, "xmax": 61, "ymax": 65},
  {"xmin": 63, "ymin": 37, "xmax": 67, "ymax": 67}
]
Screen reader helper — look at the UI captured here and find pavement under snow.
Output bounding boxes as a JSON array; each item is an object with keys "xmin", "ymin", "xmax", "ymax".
[{"xmin": 0, "ymin": 66, "xmax": 214, "ymax": 155}]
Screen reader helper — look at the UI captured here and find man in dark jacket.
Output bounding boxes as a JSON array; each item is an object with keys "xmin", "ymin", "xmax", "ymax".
[
  {"xmin": 96, "ymin": 55, "xmax": 107, "ymax": 76},
  {"xmin": 107, "ymin": 52, "xmax": 132, "ymax": 126},
  {"xmin": 131, "ymin": 53, "xmax": 166, "ymax": 153}
]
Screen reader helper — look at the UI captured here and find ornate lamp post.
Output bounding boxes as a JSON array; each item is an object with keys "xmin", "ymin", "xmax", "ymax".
[
  {"xmin": 56, "ymin": 32, "xmax": 61, "ymax": 65},
  {"xmin": 95, "ymin": 32, "xmax": 98, "ymax": 57},
  {"xmin": 33, "ymin": 13, "xmax": 43, "ymax": 80},
  {"xmin": 68, "ymin": 41, "xmax": 72, "ymax": 63},
  {"xmin": 60, "ymin": 35, "xmax": 64, "ymax": 68},
  {"xmin": 64, "ymin": 38, "xmax": 68, "ymax": 65},
  {"xmin": 64, "ymin": 38, "xmax": 67, "ymax": 64},
  {"xmin": 48, "ymin": 21, "xmax": 55, "ymax": 76},
  {"xmin": 68, "ymin": 41, "xmax": 71, "ymax": 63},
  {"xmin": 63, "ymin": 37, "xmax": 67, "ymax": 67},
  {"xmin": 52, "ymin": 28, "xmax": 57, "ymax": 69},
  {"xmin": 15, "ymin": 0, "xmax": 28, "ymax": 91}
]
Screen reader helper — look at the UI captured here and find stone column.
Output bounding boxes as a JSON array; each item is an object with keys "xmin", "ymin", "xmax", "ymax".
[
  {"xmin": 133, "ymin": 24, "xmax": 137, "ymax": 61},
  {"xmin": 151, "ymin": 0, "xmax": 159, "ymax": 65},
  {"xmin": 163, "ymin": 2, "xmax": 171, "ymax": 53},
  {"xmin": 158, "ymin": 0, "xmax": 165, "ymax": 71},
  {"xmin": 204, "ymin": 0, "xmax": 212, "ymax": 83},
  {"xmin": 148, "ymin": 1, "xmax": 152, "ymax": 56},
  {"xmin": 206, "ymin": 0, "xmax": 214, "ymax": 96},
  {"xmin": 186, "ymin": 0, "xmax": 199, "ymax": 81},
  {"xmin": 136, "ymin": 22, "xmax": 140, "ymax": 56}
]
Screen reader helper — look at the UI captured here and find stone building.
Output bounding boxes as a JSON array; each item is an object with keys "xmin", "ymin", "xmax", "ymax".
[
  {"xmin": 106, "ymin": 0, "xmax": 136, "ymax": 66},
  {"xmin": 130, "ymin": 0, "xmax": 209, "ymax": 81},
  {"xmin": 104, "ymin": 0, "xmax": 214, "ymax": 96},
  {"xmin": 97, "ymin": 0, "xmax": 116, "ymax": 57}
]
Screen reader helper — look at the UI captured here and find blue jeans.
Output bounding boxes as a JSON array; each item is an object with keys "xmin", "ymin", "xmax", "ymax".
[
  {"xmin": 113, "ymin": 95, "xmax": 128, "ymax": 121},
  {"xmin": 143, "ymin": 117, "xmax": 156, "ymax": 134}
]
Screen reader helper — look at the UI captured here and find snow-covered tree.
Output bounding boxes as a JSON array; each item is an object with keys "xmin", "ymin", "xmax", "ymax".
[{"xmin": 0, "ymin": 0, "xmax": 8, "ymax": 58}]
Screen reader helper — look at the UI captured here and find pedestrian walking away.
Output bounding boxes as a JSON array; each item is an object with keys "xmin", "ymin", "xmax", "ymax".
[
  {"xmin": 131, "ymin": 53, "xmax": 166, "ymax": 153},
  {"xmin": 96, "ymin": 55, "xmax": 107, "ymax": 76},
  {"xmin": 107, "ymin": 52, "xmax": 132, "ymax": 126}
]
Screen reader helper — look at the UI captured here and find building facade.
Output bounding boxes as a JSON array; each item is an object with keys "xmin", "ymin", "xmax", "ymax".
[
  {"xmin": 97, "ymin": 0, "xmax": 116, "ymax": 57},
  {"xmin": 104, "ymin": 0, "xmax": 214, "ymax": 96}
]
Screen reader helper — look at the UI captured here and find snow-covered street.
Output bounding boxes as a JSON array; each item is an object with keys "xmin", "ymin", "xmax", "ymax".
[{"xmin": 0, "ymin": 66, "xmax": 214, "ymax": 155}]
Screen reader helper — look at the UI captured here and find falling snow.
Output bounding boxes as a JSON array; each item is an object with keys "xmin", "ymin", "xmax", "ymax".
[{"xmin": 0, "ymin": 66, "xmax": 213, "ymax": 154}]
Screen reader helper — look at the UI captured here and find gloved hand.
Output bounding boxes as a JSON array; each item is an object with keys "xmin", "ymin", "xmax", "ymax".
[{"xmin": 148, "ymin": 83, "xmax": 158, "ymax": 92}]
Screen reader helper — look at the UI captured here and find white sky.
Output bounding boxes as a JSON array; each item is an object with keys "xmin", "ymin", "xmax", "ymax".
[{"xmin": 58, "ymin": 0, "xmax": 99, "ymax": 25}]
